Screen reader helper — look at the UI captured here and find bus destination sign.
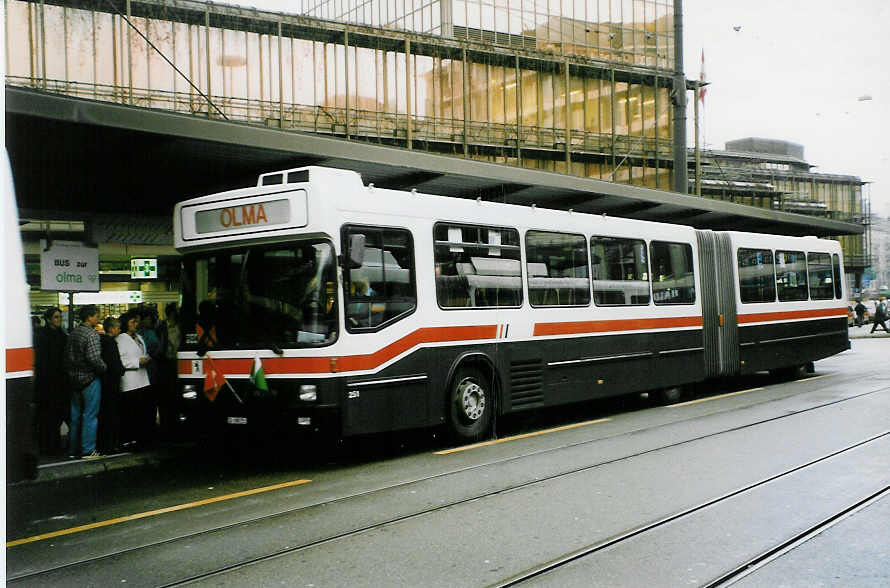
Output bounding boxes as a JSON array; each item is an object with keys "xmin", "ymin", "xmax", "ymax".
[{"xmin": 195, "ymin": 199, "xmax": 291, "ymax": 234}]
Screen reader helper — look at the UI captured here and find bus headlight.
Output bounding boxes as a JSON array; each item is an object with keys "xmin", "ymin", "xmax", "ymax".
[
  {"xmin": 299, "ymin": 385, "xmax": 317, "ymax": 401},
  {"xmin": 182, "ymin": 384, "xmax": 198, "ymax": 400}
]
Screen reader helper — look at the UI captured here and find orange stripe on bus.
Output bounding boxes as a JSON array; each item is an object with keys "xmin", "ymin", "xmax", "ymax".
[
  {"xmin": 5, "ymin": 347, "xmax": 34, "ymax": 372},
  {"xmin": 533, "ymin": 316, "xmax": 702, "ymax": 337},
  {"xmin": 178, "ymin": 325, "xmax": 498, "ymax": 375},
  {"xmin": 737, "ymin": 307, "xmax": 847, "ymax": 324}
]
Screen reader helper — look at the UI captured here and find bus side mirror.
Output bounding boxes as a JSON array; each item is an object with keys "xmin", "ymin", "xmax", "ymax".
[{"xmin": 348, "ymin": 234, "xmax": 366, "ymax": 269}]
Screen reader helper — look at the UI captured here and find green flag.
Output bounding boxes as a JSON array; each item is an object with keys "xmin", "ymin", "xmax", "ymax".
[{"xmin": 250, "ymin": 356, "xmax": 268, "ymax": 391}]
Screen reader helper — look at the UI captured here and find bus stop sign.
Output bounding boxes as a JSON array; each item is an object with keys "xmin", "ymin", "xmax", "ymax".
[{"xmin": 39, "ymin": 239, "xmax": 100, "ymax": 292}]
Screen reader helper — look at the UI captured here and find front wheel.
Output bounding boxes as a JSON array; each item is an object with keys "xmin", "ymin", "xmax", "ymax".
[{"xmin": 448, "ymin": 366, "xmax": 493, "ymax": 443}]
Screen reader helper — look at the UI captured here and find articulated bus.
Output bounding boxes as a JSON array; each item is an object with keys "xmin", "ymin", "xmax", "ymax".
[
  {"xmin": 4, "ymin": 151, "xmax": 37, "ymax": 481},
  {"xmin": 173, "ymin": 167, "xmax": 849, "ymax": 443}
]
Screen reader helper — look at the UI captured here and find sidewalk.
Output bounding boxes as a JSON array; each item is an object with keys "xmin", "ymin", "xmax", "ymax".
[{"xmin": 848, "ymin": 324, "xmax": 890, "ymax": 339}]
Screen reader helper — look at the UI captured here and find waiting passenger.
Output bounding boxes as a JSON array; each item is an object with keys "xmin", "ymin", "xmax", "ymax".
[
  {"xmin": 854, "ymin": 299, "xmax": 867, "ymax": 327},
  {"xmin": 98, "ymin": 317, "xmax": 125, "ymax": 453},
  {"xmin": 35, "ymin": 306, "xmax": 68, "ymax": 455},
  {"xmin": 65, "ymin": 305, "xmax": 106, "ymax": 460},
  {"xmin": 117, "ymin": 311, "xmax": 153, "ymax": 449}
]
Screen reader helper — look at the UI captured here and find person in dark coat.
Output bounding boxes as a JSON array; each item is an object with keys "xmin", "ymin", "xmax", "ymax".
[
  {"xmin": 870, "ymin": 297, "xmax": 890, "ymax": 334},
  {"xmin": 98, "ymin": 316, "xmax": 125, "ymax": 453},
  {"xmin": 854, "ymin": 299, "xmax": 867, "ymax": 327},
  {"xmin": 34, "ymin": 307, "xmax": 68, "ymax": 455},
  {"xmin": 156, "ymin": 303, "xmax": 181, "ymax": 440}
]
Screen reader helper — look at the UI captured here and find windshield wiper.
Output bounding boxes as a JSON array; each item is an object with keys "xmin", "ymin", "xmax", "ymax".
[{"xmin": 265, "ymin": 338, "xmax": 284, "ymax": 355}]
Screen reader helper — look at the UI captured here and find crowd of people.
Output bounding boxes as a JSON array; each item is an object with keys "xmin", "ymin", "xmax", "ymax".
[{"xmin": 33, "ymin": 302, "xmax": 181, "ymax": 460}]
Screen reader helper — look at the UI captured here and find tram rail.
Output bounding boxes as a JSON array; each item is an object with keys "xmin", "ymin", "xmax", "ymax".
[
  {"xmin": 702, "ymin": 485, "xmax": 890, "ymax": 587},
  {"xmin": 492, "ymin": 432, "xmax": 890, "ymax": 587}
]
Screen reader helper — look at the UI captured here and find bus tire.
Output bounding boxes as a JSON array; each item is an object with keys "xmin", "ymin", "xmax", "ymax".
[
  {"xmin": 655, "ymin": 386, "xmax": 684, "ymax": 404},
  {"xmin": 770, "ymin": 364, "xmax": 806, "ymax": 380},
  {"xmin": 448, "ymin": 366, "xmax": 493, "ymax": 443}
]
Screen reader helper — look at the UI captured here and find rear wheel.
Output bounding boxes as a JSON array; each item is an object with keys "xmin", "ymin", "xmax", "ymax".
[
  {"xmin": 448, "ymin": 366, "xmax": 493, "ymax": 443},
  {"xmin": 769, "ymin": 364, "xmax": 807, "ymax": 380}
]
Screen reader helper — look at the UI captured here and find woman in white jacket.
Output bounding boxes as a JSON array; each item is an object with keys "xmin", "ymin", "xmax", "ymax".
[{"xmin": 117, "ymin": 310, "xmax": 153, "ymax": 449}]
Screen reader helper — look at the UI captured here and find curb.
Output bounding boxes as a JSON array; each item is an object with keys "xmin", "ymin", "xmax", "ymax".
[{"xmin": 11, "ymin": 444, "xmax": 194, "ymax": 486}]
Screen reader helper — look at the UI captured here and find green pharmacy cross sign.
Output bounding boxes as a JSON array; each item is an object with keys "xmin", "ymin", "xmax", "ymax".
[{"xmin": 131, "ymin": 258, "xmax": 158, "ymax": 279}]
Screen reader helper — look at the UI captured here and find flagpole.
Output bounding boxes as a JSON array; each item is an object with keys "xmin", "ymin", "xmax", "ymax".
[
  {"xmin": 696, "ymin": 48, "xmax": 706, "ymax": 197},
  {"xmin": 695, "ymin": 83, "xmax": 701, "ymax": 197},
  {"xmin": 224, "ymin": 378, "xmax": 244, "ymax": 405}
]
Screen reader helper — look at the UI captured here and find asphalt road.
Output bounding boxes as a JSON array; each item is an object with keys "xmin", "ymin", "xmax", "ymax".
[{"xmin": 6, "ymin": 338, "xmax": 890, "ymax": 587}]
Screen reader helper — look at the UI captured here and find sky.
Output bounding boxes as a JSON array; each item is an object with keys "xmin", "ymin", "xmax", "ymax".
[{"xmin": 682, "ymin": 0, "xmax": 890, "ymax": 217}]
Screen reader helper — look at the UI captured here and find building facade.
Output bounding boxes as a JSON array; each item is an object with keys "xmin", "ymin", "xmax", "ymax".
[{"xmin": 6, "ymin": 0, "xmax": 677, "ymax": 187}]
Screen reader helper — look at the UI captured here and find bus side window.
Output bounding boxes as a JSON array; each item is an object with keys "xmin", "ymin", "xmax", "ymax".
[
  {"xmin": 433, "ymin": 223, "xmax": 522, "ymax": 309},
  {"xmin": 526, "ymin": 231, "xmax": 590, "ymax": 307},
  {"xmin": 590, "ymin": 236, "xmax": 650, "ymax": 306},
  {"xmin": 737, "ymin": 248, "xmax": 776, "ymax": 303},
  {"xmin": 807, "ymin": 252, "xmax": 834, "ymax": 300},
  {"xmin": 650, "ymin": 241, "xmax": 696, "ymax": 305},
  {"xmin": 342, "ymin": 226, "xmax": 416, "ymax": 331},
  {"xmin": 776, "ymin": 250, "xmax": 808, "ymax": 302},
  {"xmin": 832, "ymin": 254, "xmax": 843, "ymax": 299}
]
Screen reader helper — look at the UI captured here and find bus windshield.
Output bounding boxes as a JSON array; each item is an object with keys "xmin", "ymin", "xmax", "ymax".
[{"xmin": 180, "ymin": 240, "xmax": 338, "ymax": 351}]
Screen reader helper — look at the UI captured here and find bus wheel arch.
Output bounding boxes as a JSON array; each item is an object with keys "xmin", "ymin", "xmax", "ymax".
[{"xmin": 444, "ymin": 353, "xmax": 498, "ymax": 443}]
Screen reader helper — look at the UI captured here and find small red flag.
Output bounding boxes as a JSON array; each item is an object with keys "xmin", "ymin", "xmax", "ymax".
[{"xmin": 203, "ymin": 355, "xmax": 227, "ymax": 402}]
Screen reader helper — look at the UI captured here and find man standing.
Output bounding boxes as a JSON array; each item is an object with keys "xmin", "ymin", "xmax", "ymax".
[{"xmin": 65, "ymin": 305, "xmax": 106, "ymax": 459}]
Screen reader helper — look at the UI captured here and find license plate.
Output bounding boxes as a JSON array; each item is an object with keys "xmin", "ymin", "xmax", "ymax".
[{"xmin": 227, "ymin": 416, "xmax": 248, "ymax": 425}]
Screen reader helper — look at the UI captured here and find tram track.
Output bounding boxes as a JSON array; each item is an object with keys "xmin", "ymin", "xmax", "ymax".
[
  {"xmin": 702, "ymin": 485, "xmax": 890, "ymax": 587},
  {"xmin": 490, "ymin": 431, "xmax": 890, "ymax": 587},
  {"xmin": 7, "ymin": 379, "xmax": 888, "ymax": 586}
]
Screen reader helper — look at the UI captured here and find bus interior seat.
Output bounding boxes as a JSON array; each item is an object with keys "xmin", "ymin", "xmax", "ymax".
[{"xmin": 527, "ymin": 262, "xmax": 548, "ymax": 277}]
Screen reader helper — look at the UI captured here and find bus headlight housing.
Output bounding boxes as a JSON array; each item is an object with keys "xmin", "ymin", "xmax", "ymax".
[
  {"xmin": 182, "ymin": 384, "xmax": 198, "ymax": 400},
  {"xmin": 299, "ymin": 385, "xmax": 317, "ymax": 402}
]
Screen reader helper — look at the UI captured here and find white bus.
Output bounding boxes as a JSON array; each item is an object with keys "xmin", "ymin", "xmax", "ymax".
[
  {"xmin": 173, "ymin": 167, "xmax": 849, "ymax": 443},
  {"xmin": 3, "ymin": 150, "xmax": 37, "ymax": 480}
]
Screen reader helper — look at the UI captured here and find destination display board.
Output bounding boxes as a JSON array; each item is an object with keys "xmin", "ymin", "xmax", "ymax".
[
  {"xmin": 179, "ymin": 190, "xmax": 308, "ymax": 242},
  {"xmin": 195, "ymin": 198, "xmax": 291, "ymax": 234}
]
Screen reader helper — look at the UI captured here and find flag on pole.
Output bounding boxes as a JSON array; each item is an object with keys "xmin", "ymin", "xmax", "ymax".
[
  {"xmin": 699, "ymin": 49, "xmax": 707, "ymax": 104},
  {"xmin": 203, "ymin": 355, "xmax": 227, "ymax": 402},
  {"xmin": 249, "ymin": 356, "xmax": 268, "ymax": 391}
]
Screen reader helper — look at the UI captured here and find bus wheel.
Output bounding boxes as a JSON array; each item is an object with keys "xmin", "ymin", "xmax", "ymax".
[
  {"xmin": 655, "ymin": 386, "xmax": 683, "ymax": 405},
  {"xmin": 770, "ymin": 364, "xmax": 807, "ymax": 380},
  {"xmin": 448, "ymin": 366, "xmax": 493, "ymax": 443}
]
